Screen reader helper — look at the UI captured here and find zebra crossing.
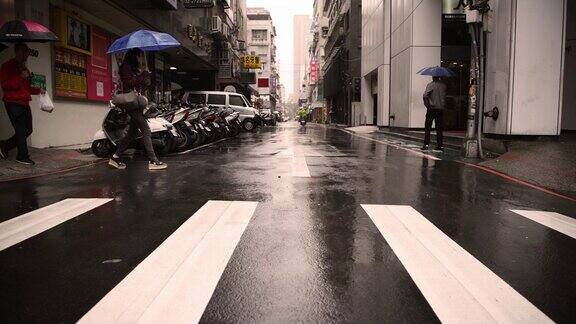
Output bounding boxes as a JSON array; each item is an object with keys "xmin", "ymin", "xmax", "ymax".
[
  {"xmin": 0, "ymin": 198, "xmax": 112, "ymax": 252},
  {"xmin": 0, "ymin": 198, "xmax": 574, "ymax": 322}
]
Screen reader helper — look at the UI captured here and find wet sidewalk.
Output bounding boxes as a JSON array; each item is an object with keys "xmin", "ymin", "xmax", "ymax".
[
  {"xmin": 343, "ymin": 125, "xmax": 576, "ymax": 197},
  {"xmin": 480, "ymin": 134, "xmax": 576, "ymax": 197},
  {"xmin": 0, "ymin": 146, "xmax": 104, "ymax": 182}
]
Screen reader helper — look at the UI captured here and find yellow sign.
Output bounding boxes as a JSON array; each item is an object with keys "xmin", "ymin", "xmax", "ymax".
[{"xmin": 241, "ymin": 56, "xmax": 261, "ymax": 69}]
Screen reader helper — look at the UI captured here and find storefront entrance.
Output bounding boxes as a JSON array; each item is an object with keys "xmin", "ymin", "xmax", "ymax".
[{"xmin": 441, "ymin": 3, "xmax": 471, "ymax": 131}]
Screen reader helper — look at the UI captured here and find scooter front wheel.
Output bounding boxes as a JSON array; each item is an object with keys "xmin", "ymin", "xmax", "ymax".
[
  {"xmin": 157, "ymin": 132, "xmax": 175, "ymax": 156},
  {"xmin": 91, "ymin": 139, "xmax": 114, "ymax": 158}
]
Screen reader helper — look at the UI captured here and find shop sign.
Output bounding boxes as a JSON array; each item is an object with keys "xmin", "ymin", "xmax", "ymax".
[
  {"xmin": 270, "ymin": 75, "xmax": 277, "ymax": 94},
  {"xmin": 183, "ymin": 0, "xmax": 215, "ymax": 8},
  {"xmin": 310, "ymin": 58, "xmax": 319, "ymax": 84},
  {"xmin": 241, "ymin": 56, "xmax": 261, "ymax": 69},
  {"xmin": 54, "ymin": 47, "xmax": 88, "ymax": 99},
  {"xmin": 257, "ymin": 78, "xmax": 269, "ymax": 88}
]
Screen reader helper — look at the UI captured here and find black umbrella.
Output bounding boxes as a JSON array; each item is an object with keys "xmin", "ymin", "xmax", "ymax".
[{"xmin": 0, "ymin": 20, "xmax": 58, "ymax": 43}]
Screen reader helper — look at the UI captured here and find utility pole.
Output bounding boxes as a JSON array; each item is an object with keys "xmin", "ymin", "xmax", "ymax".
[{"xmin": 463, "ymin": 0, "xmax": 490, "ymax": 158}]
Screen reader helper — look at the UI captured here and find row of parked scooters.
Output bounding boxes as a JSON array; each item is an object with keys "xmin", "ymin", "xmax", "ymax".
[{"xmin": 91, "ymin": 100, "xmax": 262, "ymax": 158}]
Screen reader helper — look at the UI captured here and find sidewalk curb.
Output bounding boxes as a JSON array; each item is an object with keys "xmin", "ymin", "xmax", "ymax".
[
  {"xmin": 458, "ymin": 161, "xmax": 576, "ymax": 202},
  {"xmin": 0, "ymin": 159, "xmax": 107, "ymax": 183}
]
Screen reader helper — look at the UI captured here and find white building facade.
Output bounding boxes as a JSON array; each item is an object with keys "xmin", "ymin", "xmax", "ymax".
[
  {"xmin": 247, "ymin": 7, "xmax": 279, "ymax": 109},
  {"xmin": 361, "ymin": 0, "xmax": 575, "ymax": 136}
]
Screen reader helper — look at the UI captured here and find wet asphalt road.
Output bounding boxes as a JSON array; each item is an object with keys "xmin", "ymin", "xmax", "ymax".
[{"xmin": 0, "ymin": 123, "xmax": 575, "ymax": 323}]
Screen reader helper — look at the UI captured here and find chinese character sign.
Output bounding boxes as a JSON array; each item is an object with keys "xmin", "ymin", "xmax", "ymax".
[
  {"xmin": 310, "ymin": 58, "xmax": 319, "ymax": 84},
  {"xmin": 241, "ymin": 56, "xmax": 262, "ymax": 69}
]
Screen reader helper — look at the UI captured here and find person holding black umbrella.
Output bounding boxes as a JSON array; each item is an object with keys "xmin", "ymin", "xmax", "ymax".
[{"xmin": 0, "ymin": 43, "xmax": 46, "ymax": 165}]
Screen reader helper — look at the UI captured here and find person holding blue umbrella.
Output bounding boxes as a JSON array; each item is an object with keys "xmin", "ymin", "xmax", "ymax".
[
  {"xmin": 417, "ymin": 66, "xmax": 454, "ymax": 152},
  {"xmin": 107, "ymin": 30, "xmax": 180, "ymax": 170}
]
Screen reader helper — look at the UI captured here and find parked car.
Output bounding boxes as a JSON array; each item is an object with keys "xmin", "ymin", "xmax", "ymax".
[{"xmin": 181, "ymin": 91, "xmax": 261, "ymax": 131}]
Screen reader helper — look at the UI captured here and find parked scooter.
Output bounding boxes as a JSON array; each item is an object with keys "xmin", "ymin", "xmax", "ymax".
[
  {"xmin": 91, "ymin": 102, "xmax": 178, "ymax": 158},
  {"xmin": 159, "ymin": 101, "xmax": 199, "ymax": 151},
  {"xmin": 260, "ymin": 109, "xmax": 277, "ymax": 126}
]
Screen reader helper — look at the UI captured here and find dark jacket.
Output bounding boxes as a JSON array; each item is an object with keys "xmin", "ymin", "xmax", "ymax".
[
  {"xmin": 119, "ymin": 63, "xmax": 150, "ymax": 94},
  {"xmin": 1, "ymin": 59, "xmax": 41, "ymax": 105}
]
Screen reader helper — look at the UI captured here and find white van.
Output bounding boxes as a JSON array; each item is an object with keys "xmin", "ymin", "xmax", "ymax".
[{"xmin": 181, "ymin": 91, "xmax": 261, "ymax": 131}]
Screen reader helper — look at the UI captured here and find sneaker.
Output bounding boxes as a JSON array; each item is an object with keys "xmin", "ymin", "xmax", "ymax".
[
  {"xmin": 16, "ymin": 157, "xmax": 35, "ymax": 165},
  {"xmin": 434, "ymin": 147, "xmax": 445, "ymax": 152},
  {"xmin": 0, "ymin": 144, "xmax": 7, "ymax": 159},
  {"xmin": 108, "ymin": 156, "xmax": 126, "ymax": 169},
  {"xmin": 420, "ymin": 145, "xmax": 429, "ymax": 151},
  {"xmin": 149, "ymin": 161, "xmax": 167, "ymax": 170}
]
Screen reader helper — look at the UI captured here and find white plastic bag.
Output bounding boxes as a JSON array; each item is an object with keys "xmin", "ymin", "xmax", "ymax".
[{"xmin": 39, "ymin": 93, "xmax": 54, "ymax": 113}]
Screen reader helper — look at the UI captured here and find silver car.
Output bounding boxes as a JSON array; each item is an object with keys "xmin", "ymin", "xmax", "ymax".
[{"xmin": 182, "ymin": 91, "xmax": 261, "ymax": 131}]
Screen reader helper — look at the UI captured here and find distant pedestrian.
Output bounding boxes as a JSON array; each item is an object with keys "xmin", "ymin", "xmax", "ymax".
[
  {"xmin": 108, "ymin": 48, "xmax": 167, "ymax": 170},
  {"xmin": 422, "ymin": 76, "xmax": 447, "ymax": 151},
  {"xmin": 0, "ymin": 43, "xmax": 46, "ymax": 165}
]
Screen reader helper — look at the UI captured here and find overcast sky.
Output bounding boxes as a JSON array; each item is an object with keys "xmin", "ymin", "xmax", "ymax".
[{"xmin": 246, "ymin": 0, "xmax": 313, "ymax": 97}]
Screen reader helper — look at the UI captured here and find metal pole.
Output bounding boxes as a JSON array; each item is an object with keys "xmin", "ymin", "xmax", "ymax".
[
  {"xmin": 463, "ymin": 24, "xmax": 480, "ymax": 158},
  {"xmin": 477, "ymin": 24, "xmax": 485, "ymax": 159}
]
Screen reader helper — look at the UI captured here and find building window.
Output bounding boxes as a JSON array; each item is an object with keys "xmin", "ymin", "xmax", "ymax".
[{"xmin": 252, "ymin": 29, "xmax": 268, "ymax": 41}]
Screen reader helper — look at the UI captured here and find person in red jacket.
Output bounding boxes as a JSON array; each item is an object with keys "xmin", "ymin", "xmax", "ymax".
[{"xmin": 0, "ymin": 43, "xmax": 45, "ymax": 165}]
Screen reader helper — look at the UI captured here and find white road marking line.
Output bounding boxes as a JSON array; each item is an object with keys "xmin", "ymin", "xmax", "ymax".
[
  {"xmin": 0, "ymin": 198, "xmax": 113, "ymax": 252},
  {"xmin": 292, "ymin": 156, "xmax": 311, "ymax": 177},
  {"xmin": 511, "ymin": 210, "xmax": 576, "ymax": 240},
  {"xmin": 79, "ymin": 200, "xmax": 258, "ymax": 324},
  {"xmin": 362, "ymin": 205, "xmax": 552, "ymax": 324}
]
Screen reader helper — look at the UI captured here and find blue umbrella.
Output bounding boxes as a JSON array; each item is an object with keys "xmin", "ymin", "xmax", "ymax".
[
  {"xmin": 107, "ymin": 30, "xmax": 180, "ymax": 54},
  {"xmin": 416, "ymin": 66, "xmax": 456, "ymax": 77}
]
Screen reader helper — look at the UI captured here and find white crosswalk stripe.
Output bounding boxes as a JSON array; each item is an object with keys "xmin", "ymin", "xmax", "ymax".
[
  {"xmin": 362, "ymin": 204, "xmax": 553, "ymax": 324},
  {"xmin": 79, "ymin": 200, "xmax": 258, "ymax": 324},
  {"xmin": 511, "ymin": 210, "xmax": 576, "ymax": 240},
  {"xmin": 0, "ymin": 198, "xmax": 113, "ymax": 252}
]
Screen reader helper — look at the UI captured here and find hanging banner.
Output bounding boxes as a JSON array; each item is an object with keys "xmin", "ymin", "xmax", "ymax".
[
  {"xmin": 87, "ymin": 27, "xmax": 112, "ymax": 101},
  {"xmin": 310, "ymin": 58, "xmax": 319, "ymax": 84}
]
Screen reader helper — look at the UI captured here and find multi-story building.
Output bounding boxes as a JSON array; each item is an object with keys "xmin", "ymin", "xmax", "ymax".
[
  {"xmin": 293, "ymin": 15, "xmax": 311, "ymax": 102},
  {"xmin": 308, "ymin": 0, "xmax": 330, "ymax": 123},
  {"xmin": 322, "ymin": 0, "xmax": 362, "ymax": 125},
  {"xmin": 361, "ymin": 0, "xmax": 575, "ymax": 136},
  {"xmin": 0, "ymin": 0, "xmax": 230, "ymax": 148},
  {"xmin": 247, "ymin": 7, "xmax": 279, "ymax": 109}
]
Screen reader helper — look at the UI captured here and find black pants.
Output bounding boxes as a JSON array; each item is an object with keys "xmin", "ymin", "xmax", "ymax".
[
  {"xmin": 2, "ymin": 102, "xmax": 33, "ymax": 159},
  {"xmin": 114, "ymin": 109, "xmax": 158, "ymax": 162},
  {"xmin": 424, "ymin": 109, "xmax": 444, "ymax": 148}
]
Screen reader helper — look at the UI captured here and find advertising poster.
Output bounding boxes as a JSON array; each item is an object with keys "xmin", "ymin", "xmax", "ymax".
[
  {"xmin": 55, "ymin": 47, "xmax": 87, "ymax": 98},
  {"xmin": 87, "ymin": 27, "xmax": 112, "ymax": 101}
]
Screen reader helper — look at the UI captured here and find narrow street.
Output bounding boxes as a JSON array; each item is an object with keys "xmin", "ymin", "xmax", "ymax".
[{"xmin": 1, "ymin": 123, "xmax": 575, "ymax": 323}]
